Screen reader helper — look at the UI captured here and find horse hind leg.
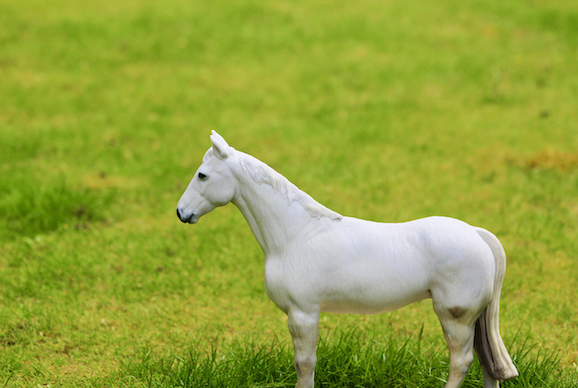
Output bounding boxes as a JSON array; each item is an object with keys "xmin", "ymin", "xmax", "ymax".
[{"xmin": 435, "ymin": 306, "xmax": 477, "ymax": 388}]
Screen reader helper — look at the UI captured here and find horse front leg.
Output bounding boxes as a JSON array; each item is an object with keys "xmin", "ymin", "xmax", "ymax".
[{"xmin": 288, "ymin": 309, "xmax": 320, "ymax": 388}]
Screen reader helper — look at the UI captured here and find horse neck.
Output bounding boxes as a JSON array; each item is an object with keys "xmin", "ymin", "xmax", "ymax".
[{"xmin": 229, "ymin": 161, "xmax": 324, "ymax": 256}]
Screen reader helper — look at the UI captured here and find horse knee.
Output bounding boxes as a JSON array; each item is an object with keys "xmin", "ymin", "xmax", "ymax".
[
  {"xmin": 295, "ymin": 354, "xmax": 316, "ymax": 375},
  {"xmin": 293, "ymin": 352, "xmax": 316, "ymax": 388}
]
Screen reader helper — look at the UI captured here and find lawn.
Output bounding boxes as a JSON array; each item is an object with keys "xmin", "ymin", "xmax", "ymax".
[{"xmin": 1, "ymin": 0, "xmax": 577, "ymax": 386}]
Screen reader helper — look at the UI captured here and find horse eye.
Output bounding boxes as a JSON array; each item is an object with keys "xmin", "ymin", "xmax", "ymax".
[{"xmin": 198, "ymin": 172, "xmax": 207, "ymax": 180}]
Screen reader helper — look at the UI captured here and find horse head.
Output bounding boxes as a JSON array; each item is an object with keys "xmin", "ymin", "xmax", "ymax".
[{"xmin": 176, "ymin": 131, "xmax": 237, "ymax": 224}]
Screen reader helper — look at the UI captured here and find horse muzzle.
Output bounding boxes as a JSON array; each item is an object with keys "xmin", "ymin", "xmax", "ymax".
[{"xmin": 176, "ymin": 208, "xmax": 197, "ymax": 224}]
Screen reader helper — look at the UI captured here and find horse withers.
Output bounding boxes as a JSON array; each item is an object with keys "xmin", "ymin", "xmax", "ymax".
[{"xmin": 176, "ymin": 131, "xmax": 518, "ymax": 388}]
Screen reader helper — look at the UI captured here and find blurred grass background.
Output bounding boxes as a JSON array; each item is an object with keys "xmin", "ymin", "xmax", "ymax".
[{"xmin": 1, "ymin": 0, "xmax": 577, "ymax": 386}]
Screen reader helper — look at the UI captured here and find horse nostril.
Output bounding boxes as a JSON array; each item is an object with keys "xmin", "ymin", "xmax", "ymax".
[{"xmin": 177, "ymin": 208, "xmax": 194, "ymax": 223}]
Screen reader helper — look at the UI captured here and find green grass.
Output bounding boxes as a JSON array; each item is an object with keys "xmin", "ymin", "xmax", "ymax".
[
  {"xmin": 114, "ymin": 329, "xmax": 578, "ymax": 387},
  {"xmin": 1, "ymin": 0, "xmax": 578, "ymax": 386}
]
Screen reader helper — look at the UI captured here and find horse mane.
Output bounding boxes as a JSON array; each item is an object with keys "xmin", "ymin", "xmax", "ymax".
[{"xmin": 235, "ymin": 151, "xmax": 343, "ymax": 221}]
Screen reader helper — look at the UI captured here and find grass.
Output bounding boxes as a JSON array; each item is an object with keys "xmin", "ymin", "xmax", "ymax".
[
  {"xmin": 1, "ymin": 0, "xmax": 578, "ymax": 386},
  {"xmin": 115, "ymin": 329, "xmax": 577, "ymax": 387}
]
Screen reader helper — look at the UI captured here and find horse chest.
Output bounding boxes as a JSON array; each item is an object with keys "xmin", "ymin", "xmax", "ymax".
[
  {"xmin": 263, "ymin": 258, "xmax": 291, "ymax": 313},
  {"xmin": 263, "ymin": 256, "xmax": 318, "ymax": 314}
]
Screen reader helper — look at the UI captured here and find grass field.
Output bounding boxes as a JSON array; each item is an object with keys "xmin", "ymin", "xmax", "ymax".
[{"xmin": 1, "ymin": 0, "xmax": 578, "ymax": 386}]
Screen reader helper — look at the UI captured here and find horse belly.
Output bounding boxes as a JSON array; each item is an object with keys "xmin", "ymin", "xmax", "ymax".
[{"xmin": 319, "ymin": 265, "xmax": 432, "ymax": 314}]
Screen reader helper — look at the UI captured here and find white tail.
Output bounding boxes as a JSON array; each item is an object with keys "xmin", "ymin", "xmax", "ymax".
[{"xmin": 474, "ymin": 228, "xmax": 519, "ymax": 381}]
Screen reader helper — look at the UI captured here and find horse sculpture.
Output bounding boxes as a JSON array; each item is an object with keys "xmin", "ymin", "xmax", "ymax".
[{"xmin": 176, "ymin": 131, "xmax": 518, "ymax": 388}]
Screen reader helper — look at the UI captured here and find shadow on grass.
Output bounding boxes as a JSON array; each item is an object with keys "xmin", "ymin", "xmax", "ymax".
[{"xmin": 115, "ymin": 328, "xmax": 577, "ymax": 387}]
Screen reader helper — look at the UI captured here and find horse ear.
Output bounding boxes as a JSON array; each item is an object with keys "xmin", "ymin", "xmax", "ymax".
[{"xmin": 210, "ymin": 130, "xmax": 230, "ymax": 159}]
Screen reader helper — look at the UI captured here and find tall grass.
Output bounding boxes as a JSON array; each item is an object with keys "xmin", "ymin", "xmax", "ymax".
[{"xmin": 116, "ymin": 328, "xmax": 577, "ymax": 387}]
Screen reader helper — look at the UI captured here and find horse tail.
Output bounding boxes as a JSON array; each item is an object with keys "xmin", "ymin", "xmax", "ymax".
[{"xmin": 474, "ymin": 228, "xmax": 519, "ymax": 381}]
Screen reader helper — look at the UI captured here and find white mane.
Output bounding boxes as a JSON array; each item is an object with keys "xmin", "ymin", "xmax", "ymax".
[{"xmin": 236, "ymin": 151, "xmax": 343, "ymax": 221}]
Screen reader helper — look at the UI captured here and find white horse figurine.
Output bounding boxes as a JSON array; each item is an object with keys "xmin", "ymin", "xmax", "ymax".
[{"xmin": 177, "ymin": 131, "xmax": 518, "ymax": 388}]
